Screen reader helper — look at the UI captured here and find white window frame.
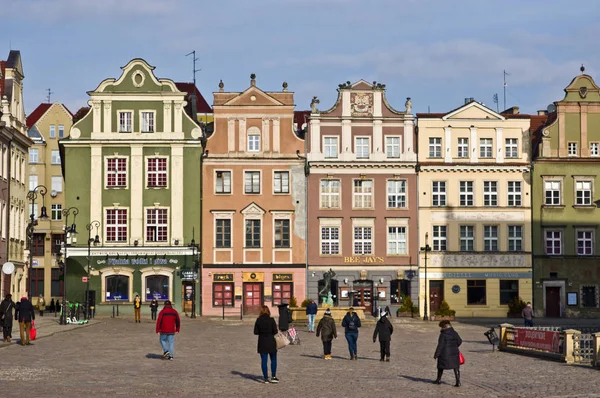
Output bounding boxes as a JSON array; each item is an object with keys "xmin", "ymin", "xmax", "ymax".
[
  {"xmin": 590, "ymin": 142, "xmax": 599, "ymax": 157},
  {"xmin": 432, "ymin": 225, "xmax": 447, "ymax": 251},
  {"xmin": 146, "ymin": 156, "xmax": 168, "ymax": 188},
  {"xmin": 29, "ymin": 148, "xmax": 39, "ymax": 163},
  {"xmin": 49, "ymin": 125, "xmax": 56, "ymax": 138},
  {"xmin": 432, "ymin": 181, "xmax": 446, "ymax": 207},
  {"xmin": 507, "ymin": 181, "xmax": 522, "ymax": 207},
  {"xmin": 479, "ymin": 138, "xmax": 493, "ymax": 158},
  {"xmin": 505, "ymin": 138, "xmax": 518, "ymax": 158},
  {"xmin": 215, "ymin": 170, "xmax": 232, "ymax": 194},
  {"xmin": 273, "ymin": 171, "xmax": 290, "ymax": 194},
  {"xmin": 105, "ymin": 207, "xmax": 129, "ymax": 244},
  {"xmin": 320, "ymin": 221, "xmax": 341, "ymax": 256},
  {"xmin": 484, "ymin": 225, "xmax": 499, "ymax": 252},
  {"xmin": 353, "ymin": 179, "xmax": 373, "ymax": 208},
  {"xmin": 51, "ymin": 150, "xmax": 61, "ymax": 165},
  {"xmin": 387, "ymin": 223, "xmax": 407, "ymax": 255},
  {"xmin": 575, "ymin": 180, "xmax": 593, "ymax": 206},
  {"xmin": 51, "ymin": 204, "xmax": 62, "ymax": 221},
  {"xmin": 248, "ymin": 134, "xmax": 261, "ymax": 152},
  {"xmin": 355, "ymin": 137, "xmax": 370, "ymax": 159},
  {"xmin": 483, "ymin": 181, "xmax": 498, "ymax": 207},
  {"xmin": 385, "ymin": 136, "xmax": 401, "ymax": 158},
  {"xmin": 353, "ymin": 220, "xmax": 373, "ymax": 255},
  {"xmin": 273, "ymin": 215, "xmax": 292, "ymax": 249},
  {"xmin": 118, "ymin": 111, "xmax": 133, "ymax": 133},
  {"xmin": 320, "ymin": 179, "xmax": 341, "ymax": 209},
  {"xmin": 544, "ymin": 230, "xmax": 562, "ymax": 255},
  {"xmin": 429, "ymin": 137, "xmax": 442, "ymax": 158},
  {"xmin": 457, "ymin": 137, "xmax": 468, "ymax": 158},
  {"xmin": 460, "ymin": 225, "xmax": 475, "ymax": 251},
  {"xmin": 508, "ymin": 225, "xmax": 523, "ymax": 252},
  {"xmin": 105, "ymin": 157, "xmax": 128, "ymax": 189},
  {"xmin": 244, "ymin": 170, "xmax": 261, "ymax": 194},
  {"xmin": 145, "ymin": 207, "xmax": 169, "ymax": 244},
  {"xmin": 576, "ymin": 229, "xmax": 594, "ymax": 256},
  {"xmin": 544, "ymin": 180, "xmax": 562, "ymax": 206},
  {"xmin": 140, "ymin": 110, "xmax": 155, "ymax": 133},
  {"xmin": 568, "ymin": 142, "xmax": 578, "ymax": 157},
  {"xmin": 387, "ymin": 179, "xmax": 407, "ymax": 209},
  {"xmin": 29, "ymin": 175, "xmax": 38, "ymax": 191},
  {"xmin": 323, "ymin": 136, "xmax": 339, "ymax": 159},
  {"xmin": 51, "ymin": 176, "xmax": 63, "ymax": 193},
  {"xmin": 459, "ymin": 181, "xmax": 474, "ymax": 206},
  {"xmin": 58, "ymin": 124, "xmax": 65, "ymax": 138}
]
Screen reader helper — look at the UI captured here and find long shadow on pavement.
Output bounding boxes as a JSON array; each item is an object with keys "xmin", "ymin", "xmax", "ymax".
[
  {"xmin": 146, "ymin": 353, "xmax": 164, "ymax": 359},
  {"xmin": 231, "ymin": 371, "xmax": 267, "ymax": 384},
  {"xmin": 399, "ymin": 374, "xmax": 436, "ymax": 385}
]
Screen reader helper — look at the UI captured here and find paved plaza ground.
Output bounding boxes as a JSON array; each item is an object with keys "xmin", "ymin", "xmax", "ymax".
[{"xmin": 1, "ymin": 315, "xmax": 600, "ymax": 397}]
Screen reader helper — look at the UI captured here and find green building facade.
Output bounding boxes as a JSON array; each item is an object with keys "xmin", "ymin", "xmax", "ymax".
[
  {"xmin": 532, "ymin": 68, "xmax": 600, "ymax": 318},
  {"xmin": 60, "ymin": 59, "xmax": 203, "ymax": 316}
]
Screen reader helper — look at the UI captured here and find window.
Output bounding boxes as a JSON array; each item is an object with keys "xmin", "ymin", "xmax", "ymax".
[
  {"xmin": 507, "ymin": 181, "xmax": 522, "ymax": 207},
  {"xmin": 505, "ymin": 138, "xmax": 518, "ymax": 158},
  {"xmin": 51, "ymin": 234, "xmax": 64, "ymax": 254},
  {"xmin": 320, "ymin": 180, "xmax": 340, "ymax": 208},
  {"xmin": 353, "ymin": 227, "xmax": 372, "ymax": 255},
  {"xmin": 545, "ymin": 230, "xmax": 562, "ymax": 255},
  {"xmin": 432, "ymin": 226, "xmax": 447, "ymax": 251},
  {"xmin": 568, "ymin": 142, "xmax": 577, "ymax": 156},
  {"xmin": 29, "ymin": 175, "xmax": 38, "ymax": 191},
  {"xmin": 321, "ymin": 226, "xmax": 340, "ymax": 255},
  {"xmin": 324, "ymin": 137, "xmax": 338, "ymax": 159},
  {"xmin": 248, "ymin": 134, "xmax": 260, "ymax": 152},
  {"xmin": 508, "ymin": 226, "xmax": 523, "ymax": 252},
  {"xmin": 575, "ymin": 181, "xmax": 592, "ymax": 206},
  {"xmin": 388, "ymin": 226, "xmax": 407, "ymax": 255},
  {"xmin": 459, "ymin": 181, "xmax": 474, "ymax": 206},
  {"xmin": 213, "ymin": 283, "xmax": 234, "ymax": 307},
  {"xmin": 141, "ymin": 112, "xmax": 154, "ymax": 133},
  {"xmin": 581, "ymin": 286, "xmax": 597, "ymax": 308},
  {"xmin": 387, "ymin": 180, "xmax": 406, "ymax": 208},
  {"xmin": 29, "ymin": 268, "xmax": 44, "ymax": 297},
  {"xmin": 51, "ymin": 204, "xmax": 62, "ymax": 221},
  {"xmin": 353, "ymin": 180, "xmax": 373, "ymax": 208},
  {"xmin": 106, "ymin": 158, "xmax": 127, "ymax": 187},
  {"xmin": 51, "ymin": 268, "xmax": 63, "ymax": 297},
  {"xmin": 460, "ymin": 226, "xmax": 474, "ymax": 251},
  {"xmin": 500, "ymin": 280, "xmax": 519, "ymax": 305},
  {"xmin": 215, "ymin": 171, "xmax": 231, "ymax": 194},
  {"xmin": 147, "ymin": 158, "xmax": 167, "ymax": 187},
  {"xmin": 272, "ymin": 282, "xmax": 293, "ymax": 306},
  {"xmin": 145, "ymin": 275, "xmax": 168, "ymax": 300},
  {"xmin": 386, "ymin": 137, "xmax": 400, "ymax": 158},
  {"xmin": 591, "ymin": 143, "xmax": 599, "ymax": 157},
  {"xmin": 105, "ymin": 275, "xmax": 129, "ymax": 301},
  {"xmin": 146, "ymin": 208, "xmax": 168, "ymax": 242},
  {"xmin": 244, "ymin": 171, "xmax": 260, "ymax": 194},
  {"xmin": 544, "ymin": 181, "xmax": 561, "ymax": 205},
  {"xmin": 457, "ymin": 138, "xmax": 468, "ymax": 158},
  {"xmin": 274, "ymin": 171, "xmax": 289, "ymax": 194},
  {"xmin": 467, "ymin": 280, "xmax": 486, "ymax": 305},
  {"xmin": 274, "ymin": 219, "xmax": 290, "ymax": 248},
  {"xmin": 32, "ymin": 233, "xmax": 45, "ymax": 256},
  {"xmin": 119, "ymin": 111, "xmax": 132, "ymax": 133},
  {"xmin": 479, "ymin": 138, "xmax": 493, "ymax": 158},
  {"xmin": 215, "ymin": 219, "xmax": 231, "ymax": 248},
  {"xmin": 29, "ymin": 148, "xmax": 39, "ymax": 163},
  {"xmin": 58, "ymin": 124, "xmax": 65, "ymax": 138},
  {"xmin": 245, "ymin": 219, "xmax": 261, "ymax": 248},
  {"xmin": 51, "ymin": 150, "xmax": 61, "ymax": 165},
  {"xmin": 49, "ymin": 125, "xmax": 56, "ymax": 138},
  {"xmin": 484, "ymin": 226, "xmax": 498, "ymax": 251},
  {"xmin": 432, "ymin": 181, "xmax": 446, "ymax": 207},
  {"xmin": 355, "ymin": 137, "xmax": 370, "ymax": 159},
  {"xmin": 483, "ymin": 181, "xmax": 498, "ymax": 206},
  {"xmin": 429, "ymin": 138, "xmax": 442, "ymax": 158},
  {"xmin": 51, "ymin": 176, "xmax": 63, "ymax": 192},
  {"xmin": 106, "ymin": 209, "xmax": 128, "ymax": 242},
  {"xmin": 577, "ymin": 230, "xmax": 594, "ymax": 256}
]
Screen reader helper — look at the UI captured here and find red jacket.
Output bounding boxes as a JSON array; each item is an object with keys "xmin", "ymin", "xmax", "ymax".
[{"xmin": 156, "ymin": 306, "xmax": 180, "ymax": 334}]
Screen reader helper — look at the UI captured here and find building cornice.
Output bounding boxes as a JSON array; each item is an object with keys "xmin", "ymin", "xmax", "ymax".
[
  {"xmin": 309, "ymin": 162, "xmax": 416, "ymax": 169},
  {"xmin": 419, "ymin": 164, "xmax": 530, "ymax": 173}
]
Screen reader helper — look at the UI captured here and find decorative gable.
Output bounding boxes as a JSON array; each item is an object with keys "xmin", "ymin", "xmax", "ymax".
[
  {"xmin": 241, "ymin": 202, "xmax": 266, "ymax": 217},
  {"xmin": 443, "ymin": 101, "xmax": 505, "ymax": 121},
  {"xmin": 93, "ymin": 58, "xmax": 178, "ymax": 94},
  {"xmin": 223, "ymin": 86, "xmax": 284, "ymax": 106},
  {"xmin": 562, "ymin": 71, "xmax": 600, "ymax": 103}
]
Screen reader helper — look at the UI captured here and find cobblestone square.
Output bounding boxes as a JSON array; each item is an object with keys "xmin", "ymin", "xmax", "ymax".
[{"xmin": 1, "ymin": 317, "xmax": 600, "ymax": 397}]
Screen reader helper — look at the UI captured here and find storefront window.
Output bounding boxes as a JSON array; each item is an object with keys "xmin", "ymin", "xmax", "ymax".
[
  {"xmin": 106, "ymin": 275, "xmax": 129, "ymax": 301},
  {"xmin": 499, "ymin": 280, "xmax": 519, "ymax": 305},
  {"xmin": 467, "ymin": 280, "xmax": 486, "ymax": 305},
  {"xmin": 51, "ymin": 268, "xmax": 63, "ymax": 296},
  {"xmin": 390, "ymin": 279, "xmax": 411, "ymax": 304},
  {"xmin": 272, "ymin": 282, "xmax": 293, "ymax": 305},
  {"xmin": 213, "ymin": 283, "xmax": 234, "ymax": 307},
  {"xmin": 146, "ymin": 275, "xmax": 169, "ymax": 300}
]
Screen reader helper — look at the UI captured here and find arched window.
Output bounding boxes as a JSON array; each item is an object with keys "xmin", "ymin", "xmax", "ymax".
[
  {"xmin": 247, "ymin": 126, "xmax": 261, "ymax": 152},
  {"xmin": 146, "ymin": 275, "xmax": 169, "ymax": 300},
  {"xmin": 106, "ymin": 275, "xmax": 130, "ymax": 301}
]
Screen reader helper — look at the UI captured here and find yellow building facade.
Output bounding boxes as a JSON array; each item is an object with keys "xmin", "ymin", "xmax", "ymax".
[{"xmin": 417, "ymin": 101, "xmax": 532, "ymax": 317}]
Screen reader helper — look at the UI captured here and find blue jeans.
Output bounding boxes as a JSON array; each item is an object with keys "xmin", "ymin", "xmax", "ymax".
[
  {"xmin": 524, "ymin": 319, "xmax": 534, "ymax": 327},
  {"xmin": 345, "ymin": 333, "xmax": 358, "ymax": 357},
  {"xmin": 260, "ymin": 352, "xmax": 277, "ymax": 380},
  {"xmin": 160, "ymin": 333, "xmax": 175, "ymax": 357},
  {"xmin": 307, "ymin": 314, "xmax": 316, "ymax": 331}
]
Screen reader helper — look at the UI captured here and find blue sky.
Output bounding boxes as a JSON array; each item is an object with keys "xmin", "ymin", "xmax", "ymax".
[{"xmin": 4, "ymin": 0, "xmax": 600, "ymax": 116}]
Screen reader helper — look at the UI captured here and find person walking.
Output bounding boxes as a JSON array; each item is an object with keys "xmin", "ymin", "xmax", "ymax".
[
  {"xmin": 156, "ymin": 300, "xmax": 180, "ymax": 360},
  {"xmin": 373, "ymin": 310, "xmax": 393, "ymax": 361},
  {"xmin": 433, "ymin": 320, "xmax": 462, "ymax": 387},
  {"xmin": 305, "ymin": 299, "xmax": 317, "ymax": 332},
  {"xmin": 150, "ymin": 298, "xmax": 159, "ymax": 321},
  {"xmin": 38, "ymin": 295, "xmax": 45, "ymax": 317},
  {"xmin": 316, "ymin": 308, "xmax": 337, "ymax": 359},
  {"xmin": 522, "ymin": 302, "xmax": 534, "ymax": 327},
  {"xmin": 0, "ymin": 294, "xmax": 16, "ymax": 342},
  {"xmin": 341, "ymin": 307, "xmax": 361, "ymax": 360},
  {"xmin": 49, "ymin": 298, "xmax": 55, "ymax": 314},
  {"xmin": 133, "ymin": 295, "xmax": 142, "ymax": 323},
  {"xmin": 14, "ymin": 296, "xmax": 35, "ymax": 346},
  {"xmin": 254, "ymin": 305, "xmax": 279, "ymax": 384},
  {"xmin": 277, "ymin": 303, "xmax": 292, "ymax": 332}
]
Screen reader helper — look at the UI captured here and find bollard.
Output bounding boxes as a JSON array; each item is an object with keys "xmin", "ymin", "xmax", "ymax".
[
  {"xmin": 117, "ymin": 304, "xmax": 119, "ymax": 317},
  {"xmin": 112, "ymin": 305, "xmax": 115, "ymax": 318}
]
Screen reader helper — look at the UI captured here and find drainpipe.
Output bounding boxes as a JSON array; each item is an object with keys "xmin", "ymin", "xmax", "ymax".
[
  {"xmin": 296, "ymin": 148, "xmax": 308, "ymax": 302},
  {"xmin": 199, "ymin": 137, "xmax": 208, "ymax": 316}
]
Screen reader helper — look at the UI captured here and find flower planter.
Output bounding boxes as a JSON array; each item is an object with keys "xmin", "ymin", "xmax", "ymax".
[
  {"xmin": 507, "ymin": 312, "xmax": 522, "ymax": 318},
  {"xmin": 430, "ymin": 315, "xmax": 455, "ymax": 321},
  {"xmin": 396, "ymin": 312, "xmax": 415, "ymax": 318}
]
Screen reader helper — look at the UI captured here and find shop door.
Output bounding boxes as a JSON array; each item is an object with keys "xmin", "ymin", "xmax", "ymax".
[
  {"xmin": 429, "ymin": 280, "xmax": 444, "ymax": 312},
  {"xmin": 545, "ymin": 287, "xmax": 561, "ymax": 317},
  {"xmin": 243, "ymin": 283, "xmax": 263, "ymax": 315},
  {"xmin": 182, "ymin": 282, "xmax": 193, "ymax": 313},
  {"xmin": 352, "ymin": 281, "xmax": 373, "ymax": 315}
]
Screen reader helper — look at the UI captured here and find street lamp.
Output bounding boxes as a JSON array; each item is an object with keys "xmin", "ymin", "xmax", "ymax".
[
  {"xmin": 60, "ymin": 206, "xmax": 79, "ymax": 325},
  {"xmin": 85, "ymin": 221, "xmax": 100, "ymax": 320},
  {"xmin": 189, "ymin": 228, "xmax": 199, "ymax": 319},
  {"xmin": 26, "ymin": 185, "xmax": 49, "ymax": 301},
  {"xmin": 421, "ymin": 232, "xmax": 432, "ymax": 321}
]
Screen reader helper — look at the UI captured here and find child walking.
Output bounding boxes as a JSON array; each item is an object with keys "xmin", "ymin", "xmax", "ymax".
[
  {"xmin": 373, "ymin": 311, "xmax": 393, "ymax": 361},
  {"xmin": 316, "ymin": 308, "xmax": 337, "ymax": 359}
]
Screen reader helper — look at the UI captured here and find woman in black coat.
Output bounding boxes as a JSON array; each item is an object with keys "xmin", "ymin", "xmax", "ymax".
[
  {"xmin": 254, "ymin": 305, "xmax": 279, "ymax": 384},
  {"xmin": 0, "ymin": 294, "xmax": 15, "ymax": 342},
  {"xmin": 433, "ymin": 320, "xmax": 462, "ymax": 387},
  {"xmin": 277, "ymin": 303, "xmax": 292, "ymax": 332}
]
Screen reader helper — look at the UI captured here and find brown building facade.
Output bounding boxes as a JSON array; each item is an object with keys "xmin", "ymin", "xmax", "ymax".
[
  {"xmin": 306, "ymin": 80, "xmax": 418, "ymax": 315},
  {"xmin": 201, "ymin": 75, "xmax": 306, "ymax": 316}
]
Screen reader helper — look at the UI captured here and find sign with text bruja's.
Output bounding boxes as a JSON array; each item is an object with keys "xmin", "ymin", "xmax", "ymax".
[{"xmin": 513, "ymin": 328, "xmax": 561, "ymax": 353}]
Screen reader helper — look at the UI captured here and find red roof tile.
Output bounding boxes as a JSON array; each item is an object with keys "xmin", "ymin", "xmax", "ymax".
[
  {"xmin": 26, "ymin": 103, "xmax": 52, "ymax": 128},
  {"xmin": 175, "ymin": 83, "xmax": 212, "ymax": 115},
  {"xmin": 530, "ymin": 113, "xmax": 554, "ymax": 159}
]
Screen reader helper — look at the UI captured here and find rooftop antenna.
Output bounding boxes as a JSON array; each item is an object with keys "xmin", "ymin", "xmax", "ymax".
[
  {"xmin": 185, "ymin": 50, "xmax": 201, "ymax": 87},
  {"xmin": 493, "ymin": 93, "xmax": 499, "ymax": 113},
  {"xmin": 503, "ymin": 70, "xmax": 509, "ymax": 111},
  {"xmin": 46, "ymin": 88, "xmax": 54, "ymax": 103}
]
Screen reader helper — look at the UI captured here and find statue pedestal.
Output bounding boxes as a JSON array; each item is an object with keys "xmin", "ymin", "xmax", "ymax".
[{"xmin": 291, "ymin": 306, "xmax": 366, "ymax": 322}]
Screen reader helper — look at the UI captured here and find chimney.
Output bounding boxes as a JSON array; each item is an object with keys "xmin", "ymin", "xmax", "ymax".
[
  {"xmin": 502, "ymin": 106, "xmax": 520, "ymax": 115},
  {"xmin": 1, "ymin": 95, "xmax": 10, "ymax": 123},
  {"xmin": 537, "ymin": 110, "xmax": 547, "ymax": 116},
  {"xmin": 250, "ymin": 73, "xmax": 256, "ymax": 87}
]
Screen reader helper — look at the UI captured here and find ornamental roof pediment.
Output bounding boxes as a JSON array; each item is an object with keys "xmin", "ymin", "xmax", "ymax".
[
  {"xmin": 442, "ymin": 101, "xmax": 505, "ymax": 121},
  {"xmin": 90, "ymin": 58, "xmax": 178, "ymax": 95},
  {"xmin": 241, "ymin": 202, "xmax": 266, "ymax": 215},
  {"xmin": 561, "ymin": 73, "xmax": 600, "ymax": 103},
  {"xmin": 222, "ymin": 86, "xmax": 285, "ymax": 106}
]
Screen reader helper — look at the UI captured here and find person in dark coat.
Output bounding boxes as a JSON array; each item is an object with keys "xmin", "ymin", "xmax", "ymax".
[
  {"xmin": 373, "ymin": 311, "xmax": 394, "ymax": 361},
  {"xmin": 277, "ymin": 303, "xmax": 292, "ymax": 332},
  {"xmin": 254, "ymin": 305, "xmax": 279, "ymax": 384},
  {"xmin": 14, "ymin": 296, "xmax": 35, "ymax": 346},
  {"xmin": 316, "ymin": 308, "xmax": 337, "ymax": 359},
  {"xmin": 49, "ymin": 298, "xmax": 55, "ymax": 314},
  {"xmin": 0, "ymin": 294, "xmax": 16, "ymax": 342},
  {"xmin": 341, "ymin": 307, "xmax": 362, "ymax": 360},
  {"xmin": 150, "ymin": 298, "xmax": 159, "ymax": 321},
  {"xmin": 305, "ymin": 299, "xmax": 318, "ymax": 332},
  {"xmin": 433, "ymin": 320, "xmax": 462, "ymax": 387}
]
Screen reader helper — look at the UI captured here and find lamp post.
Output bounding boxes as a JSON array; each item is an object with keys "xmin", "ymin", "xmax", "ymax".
[
  {"xmin": 60, "ymin": 206, "xmax": 79, "ymax": 325},
  {"xmin": 26, "ymin": 185, "xmax": 49, "ymax": 301},
  {"xmin": 421, "ymin": 232, "xmax": 432, "ymax": 321},
  {"xmin": 189, "ymin": 228, "xmax": 199, "ymax": 319},
  {"xmin": 85, "ymin": 221, "xmax": 100, "ymax": 320}
]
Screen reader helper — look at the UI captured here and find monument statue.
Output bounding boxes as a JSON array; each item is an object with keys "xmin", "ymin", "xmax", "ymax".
[
  {"xmin": 405, "ymin": 97, "xmax": 412, "ymax": 114},
  {"xmin": 310, "ymin": 96, "xmax": 320, "ymax": 114},
  {"xmin": 319, "ymin": 269, "xmax": 336, "ymax": 306}
]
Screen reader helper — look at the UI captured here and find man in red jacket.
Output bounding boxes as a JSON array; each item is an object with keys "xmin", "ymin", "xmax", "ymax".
[{"xmin": 156, "ymin": 300, "xmax": 180, "ymax": 360}]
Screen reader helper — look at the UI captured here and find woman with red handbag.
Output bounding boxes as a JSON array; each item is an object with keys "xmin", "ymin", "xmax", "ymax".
[{"xmin": 433, "ymin": 320, "xmax": 463, "ymax": 387}]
